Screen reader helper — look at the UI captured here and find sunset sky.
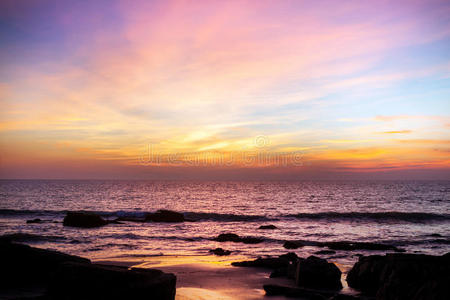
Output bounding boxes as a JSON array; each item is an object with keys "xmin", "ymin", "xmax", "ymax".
[{"xmin": 0, "ymin": 0, "xmax": 449, "ymax": 179}]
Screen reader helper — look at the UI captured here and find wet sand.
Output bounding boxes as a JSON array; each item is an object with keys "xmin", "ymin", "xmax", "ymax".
[{"xmin": 96, "ymin": 255, "xmax": 296, "ymax": 300}]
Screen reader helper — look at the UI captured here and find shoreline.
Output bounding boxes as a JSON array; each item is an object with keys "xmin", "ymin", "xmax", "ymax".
[
  {"xmin": 96, "ymin": 255, "xmax": 304, "ymax": 300},
  {"xmin": 2, "ymin": 239, "xmax": 449, "ymax": 299},
  {"xmin": 95, "ymin": 254, "xmax": 357, "ymax": 300}
]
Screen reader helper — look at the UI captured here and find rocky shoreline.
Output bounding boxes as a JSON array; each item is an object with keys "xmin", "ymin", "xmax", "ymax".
[
  {"xmin": 0, "ymin": 239, "xmax": 176, "ymax": 300},
  {"xmin": 231, "ymin": 251, "xmax": 450, "ymax": 299},
  {"xmin": 2, "ymin": 210, "xmax": 448, "ymax": 299}
]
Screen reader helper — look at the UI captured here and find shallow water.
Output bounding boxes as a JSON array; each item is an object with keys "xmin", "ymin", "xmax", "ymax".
[{"xmin": 1, "ymin": 180, "xmax": 449, "ymax": 269}]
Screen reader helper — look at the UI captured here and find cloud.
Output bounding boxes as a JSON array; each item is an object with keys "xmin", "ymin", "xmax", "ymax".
[{"xmin": 379, "ymin": 130, "xmax": 412, "ymax": 134}]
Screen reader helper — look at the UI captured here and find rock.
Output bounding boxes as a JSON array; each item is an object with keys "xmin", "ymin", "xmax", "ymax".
[
  {"xmin": 430, "ymin": 233, "xmax": 442, "ymax": 237},
  {"xmin": 314, "ymin": 250, "xmax": 336, "ymax": 255},
  {"xmin": 0, "ymin": 240, "xmax": 90, "ymax": 288},
  {"xmin": 214, "ymin": 233, "xmax": 264, "ymax": 244},
  {"xmin": 270, "ymin": 267, "xmax": 288, "ymax": 278},
  {"xmin": 268, "ymin": 253, "xmax": 300, "ymax": 278},
  {"xmin": 283, "ymin": 240, "xmax": 304, "ymax": 249},
  {"xmin": 145, "ymin": 210, "xmax": 184, "ymax": 222},
  {"xmin": 116, "ymin": 216, "xmax": 146, "ymax": 222},
  {"xmin": 295, "ymin": 256, "xmax": 342, "ymax": 290},
  {"xmin": 63, "ymin": 212, "xmax": 108, "ymax": 228},
  {"xmin": 347, "ymin": 253, "xmax": 450, "ymax": 300},
  {"xmin": 47, "ymin": 262, "xmax": 176, "ymax": 300},
  {"xmin": 209, "ymin": 248, "xmax": 231, "ymax": 256},
  {"xmin": 26, "ymin": 218, "xmax": 42, "ymax": 224},
  {"xmin": 0, "ymin": 240, "xmax": 177, "ymax": 300},
  {"xmin": 279, "ymin": 252, "xmax": 299, "ymax": 262},
  {"xmin": 215, "ymin": 233, "xmax": 240, "ymax": 242},
  {"xmin": 263, "ymin": 284, "xmax": 330, "ymax": 299},
  {"xmin": 240, "ymin": 236, "xmax": 264, "ymax": 244},
  {"xmin": 232, "ymin": 255, "xmax": 296, "ymax": 269},
  {"xmin": 258, "ymin": 225, "xmax": 277, "ymax": 230}
]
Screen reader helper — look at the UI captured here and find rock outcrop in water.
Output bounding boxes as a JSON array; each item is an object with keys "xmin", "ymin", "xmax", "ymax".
[
  {"xmin": 283, "ymin": 240, "xmax": 304, "ymax": 249},
  {"xmin": 145, "ymin": 210, "xmax": 185, "ymax": 223},
  {"xmin": 232, "ymin": 253, "xmax": 298, "ymax": 269},
  {"xmin": 347, "ymin": 252, "xmax": 450, "ymax": 300},
  {"xmin": 214, "ymin": 233, "xmax": 264, "ymax": 244},
  {"xmin": 258, "ymin": 224, "xmax": 277, "ymax": 230},
  {"xmin": 0, "ymin": 240, "xmax": 176, "ymax": 300},
  {"xmin": 257, "ymin": 255, "xmax": 343, "ymax": 299},
  {"xmin": 295, "ymin": 256, "xmax": 342, "ymax": 290},
  {"xmin": 209, "ymin": 248, "xmax": 231, "ymax": 256},
  {"xmin": 282, "ymin": 239, "xmax": 403, "ymax": 252},
  {"xmin": 63, "ymin": 212, "xmax": 108, "ymax": 228},
  {"xmin": 26, "ymin": 218, "xmax": 42, "ymax": 224}
]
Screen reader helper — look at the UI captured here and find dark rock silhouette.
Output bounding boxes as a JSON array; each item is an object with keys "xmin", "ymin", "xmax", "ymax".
[
  {"xmin": 1, "ymin": 240, "xmax": 89, "ymax": 289},
  {"xmin": 283, "ymin": 240, "xmax": 304, "ymax": 249},
  {"xmin": 0, "ymin": 240, "xmax": 176, "ymax": 300},
  {"xmin": 232, "ymin": 253, "xmax": 298, "ymax": 270},
  {"xmin": 430, "ymin": 233, "xmax": 442, "ymax": 237},
  {"xmin": 145, "ymin": 210, "xmax": 184, "ymax": 222},
  {"xmin": 295, "ymin": 256, "xmax": 342, "ymax": 290},
  {"xmin": 314, "ymin": 250, "xmax": 336, "ymax": 255},
  {"xmin": 347, "ymin": 253, "xmax": 450, "ymax": 300},
  {"xmin": 63, "ymin": 212, "xmax": 108, "ymax": 228},
  {"xmin": 48, "ymin": 262, "xmax": 176, "ymax": 300},
  {"xmin": 26, "ymin": 218, "xmax": 42, "ymax": 224},
  {"xmin": 209, "ymin": 248, "xmax": 231, "ymax": 256},
  {"xmin": 258, "ymin": 224, "xmax": 277, "ymax": 230},
  {"xmin": 214, "ymin": 233, "xmax": 264, "ymax": 244},
  {"xmin": 283, "ymin": 239, "xmax": 403, "ymax": 252}
]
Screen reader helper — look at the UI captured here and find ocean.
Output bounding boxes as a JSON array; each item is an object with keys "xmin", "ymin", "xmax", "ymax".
[{"xmin": 1, "ymin": 180, "xmax": 449, "ymax": 269}]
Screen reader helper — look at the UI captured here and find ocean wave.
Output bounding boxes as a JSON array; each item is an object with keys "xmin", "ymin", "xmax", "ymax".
[
  {"xmin": 0, "ymin": 209, "xmax": 67, "ymax": 216},
  {"xmin": 288, "ymin": 211, "xmax": 450, "ymax": 223},
  {"xmin": 184, "ymin": 212, "xmax": 273, "ymax": 222},
  {"xmin": 0, "ymin": 232, "xmax": 67, "ymax": 243},
  {"xmin": 1, "ymin": 209, "xmax": 449, "ymax": 223},
  {"xmin": 0, "ymin": 209, "xmax": 273, "ymax": 222}
]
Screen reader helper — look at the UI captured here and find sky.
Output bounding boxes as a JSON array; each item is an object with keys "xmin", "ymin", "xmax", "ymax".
[{"xmin": 0, "ymin": 0, "xmax": 449, "ymax": 180}]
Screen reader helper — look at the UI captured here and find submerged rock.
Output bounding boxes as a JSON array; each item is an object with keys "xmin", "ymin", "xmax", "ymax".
[
  {"xmin": 283, "ymin": 240, "xmax": 304, "ymax": 249},
  {"xmin": 258, "ymin": 224, "xmax": 277, "ymax": 230},
  {"xmin": 283, "ymin": 239, "xmax": 403, "ymax": 252},
  {"xmin": 26, "ymin": 218, "xmax": 42, "ymax": 224},
  {"xmin": 314, "ymin": 250, "xmax": 336, "ymax": 255},
  {"xmin": 295, "ymin": 256, "xmax": 342, "ymax": 290},
  {"xmin": 214, "ymin": 233, "xmax": 264, "ymax": 244},
  {"xmin": 63, "ymin": 212, "xmax": 108, "ymax": 228},
  {"xmin": 215, "ymin": 233, "xmax": 240, "ymax": 242},
  {"xmin": 145, "ymin": 210, "xmax": 184, "ymax": 223},
  {"xmin": 209, "ymin": 248, "xmax": 231, "ymax": 256},
  {"xmin": 347, "ymin": 253, "xmax": 450, "ymax": 300}
]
